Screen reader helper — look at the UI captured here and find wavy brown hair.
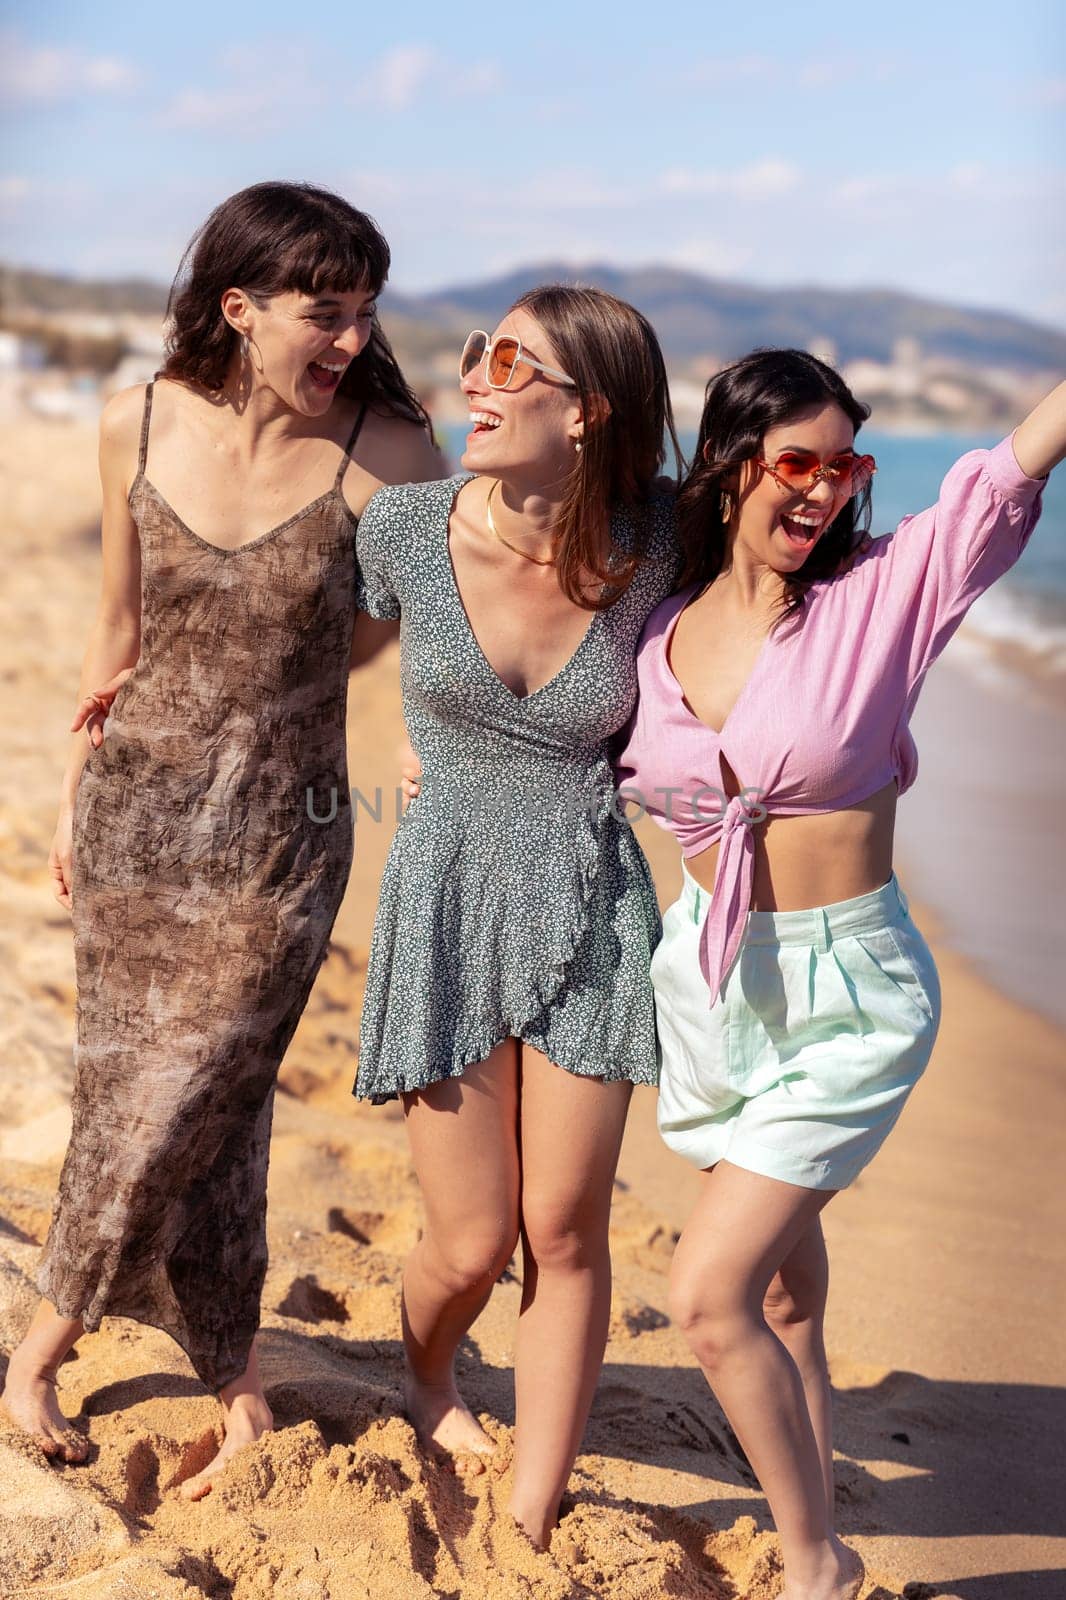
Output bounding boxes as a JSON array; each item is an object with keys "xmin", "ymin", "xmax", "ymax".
[
  {"xmin": 508, "ymin": 285, "xmax": 682, "ymax": 610},
  {"xmin": 162, "ymin": 181, "xmax": 429, "ymax": 429},
  {"xmin": 677, "ymin": 348, "xmax": 873, "ymax": 618}
]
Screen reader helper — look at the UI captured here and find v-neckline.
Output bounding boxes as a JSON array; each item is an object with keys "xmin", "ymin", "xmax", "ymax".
[
  {"xmin": 662, "ymin": 582, "xmax": 775, "ymax": 740},
  {"xmin": 442, "ymin": 477, "xmax": 600, "ymax": 705},
  {"xmin": 132, "ymin": 475, "xmax": 356, "ymax": 556}
]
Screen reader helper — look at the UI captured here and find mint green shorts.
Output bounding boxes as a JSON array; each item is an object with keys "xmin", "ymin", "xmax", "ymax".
[{"xmin": 652, "ymin": 867, "xmax": 941, "ymax": 1190}]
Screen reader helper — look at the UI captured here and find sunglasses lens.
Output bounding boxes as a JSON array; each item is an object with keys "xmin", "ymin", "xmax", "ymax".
[
  {"xmin": 849, "ymin": 457, "xmax": 875, "ymax": 494},
  {"xmin": 772, "ymin": 453, "xmax": 875, "ymax": 496},
  {"xmin": 459, "ymin": 333, "xmax": 487, "ymax": 379},
  {"xmin": 775, "ymin": 452, "xmax": 820, "ymax": 488},
  {"xmin": 487, "ymin": 337, "xmax": 520, "ymax": 387}
]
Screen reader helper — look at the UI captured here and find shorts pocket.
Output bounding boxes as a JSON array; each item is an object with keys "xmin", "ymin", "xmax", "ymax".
[
  {"xmin": 851, "ymin": 925, "xmax": 940, "ymax": 1032},
  {"xmin": 886, "ymin": 923, "xmax": 941, "ymax": 1024},
  {"xmin": 650, "ymin": 896, "xmax": 692, "ymax": 992}
]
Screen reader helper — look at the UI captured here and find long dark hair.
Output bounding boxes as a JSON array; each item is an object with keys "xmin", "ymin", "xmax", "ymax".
[
  {"xmin": 509, "ymin": 285, "xmax": 682, "ymax": 610},
  {"xmin": 676, "ymin": 349, "xmax": 872, "ymax": 616},
  {"xmin": 162, "ymin": 181, "xmax": 429, "ymax": 429}
]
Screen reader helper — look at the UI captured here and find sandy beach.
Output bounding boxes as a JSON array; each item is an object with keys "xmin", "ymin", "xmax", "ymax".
[{"xmin": 1, "ymin": 416, "xmax": 1064, "ymax": 1599}]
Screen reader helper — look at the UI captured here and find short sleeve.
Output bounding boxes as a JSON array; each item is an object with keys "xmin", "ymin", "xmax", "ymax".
[
  {"xmin": 859, "ymin": 433, "xmax": 1045, "ymax": 686},
  {"xmin": 354, "ymin": 488, "xmax": 401, "ymax": 620}
]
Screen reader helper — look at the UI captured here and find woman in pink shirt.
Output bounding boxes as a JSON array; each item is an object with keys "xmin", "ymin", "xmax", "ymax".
[{"xmin": 617, "ymin": 350, "xmax": 1064, "ymax": 1600}]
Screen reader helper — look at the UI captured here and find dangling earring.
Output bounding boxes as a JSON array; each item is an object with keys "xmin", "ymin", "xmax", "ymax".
[
  {"xmin": 721, "ymin": 490, "xmax": 733, "ymax": 522},
  {"xmin": 239, "ymin": 333, "xmax": 250, "ymax": 361},
  {"xmin": 574, "ymin": 439, "xmax": 583, "ymax": 454}
]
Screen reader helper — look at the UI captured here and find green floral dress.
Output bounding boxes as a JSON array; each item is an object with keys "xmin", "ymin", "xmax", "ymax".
[{"xmin": 354, "ymin": 475, "xmax": 678, "ymax": 1102}]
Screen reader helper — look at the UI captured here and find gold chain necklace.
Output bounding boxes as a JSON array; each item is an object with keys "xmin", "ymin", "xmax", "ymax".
[{"xmin": 485, "ymin": 480, "xmax": 558, "ymax": 567}]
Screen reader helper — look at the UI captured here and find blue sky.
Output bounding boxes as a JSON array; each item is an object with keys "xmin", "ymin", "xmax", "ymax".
[{"xmin": 2, "ymin": 0, "xmax": 1064, "ymax": 325}]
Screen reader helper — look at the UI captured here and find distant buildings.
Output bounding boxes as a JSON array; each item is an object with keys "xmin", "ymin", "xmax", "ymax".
[{"xmin": 0, "ymin": 292, "xmax": 1055, "ymax": 438}]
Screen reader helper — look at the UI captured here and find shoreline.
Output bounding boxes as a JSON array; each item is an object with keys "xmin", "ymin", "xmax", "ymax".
[{"xmin": 895, "ymin": 638, "xmax": 1066, "ymax": 1029}]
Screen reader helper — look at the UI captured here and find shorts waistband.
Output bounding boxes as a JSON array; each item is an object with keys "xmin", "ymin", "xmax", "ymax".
[{"xmin": 680, "ymin": 862, "xmax": 910, "ymax": 950}]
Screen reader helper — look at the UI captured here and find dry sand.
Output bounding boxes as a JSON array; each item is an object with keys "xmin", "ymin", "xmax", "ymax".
[{"xmin": 1, "ymin": 417, "xmax": 1064, "ymax": 1599}]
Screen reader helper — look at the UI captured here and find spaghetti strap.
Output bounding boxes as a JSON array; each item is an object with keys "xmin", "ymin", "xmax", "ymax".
[
  {"xmin": 334, "ymin": 402, "xmax": 369, "ymax": 487},
  {"xmin": 137, "ymin": 380, "xmax": 155, "ymax": 477}
]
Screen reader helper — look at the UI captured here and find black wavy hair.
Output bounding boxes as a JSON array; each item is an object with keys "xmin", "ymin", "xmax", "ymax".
[
  {"xmin": 162, "ymin": 181, "xmax": 429, "ymax": 429},
  {"xmin": 676, "ymin": 348, "xmax": 872, "ymax": 616}
]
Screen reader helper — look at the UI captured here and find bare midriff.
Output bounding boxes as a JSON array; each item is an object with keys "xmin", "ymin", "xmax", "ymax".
[{"xmin": 684, "ymin": 777, "xmax": 899, "ymax": 911}]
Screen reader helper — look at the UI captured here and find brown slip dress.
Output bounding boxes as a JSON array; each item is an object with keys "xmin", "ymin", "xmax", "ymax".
[{"xmin": 37, "ymin": 381, "xmax": 365, "ymax": 1390}]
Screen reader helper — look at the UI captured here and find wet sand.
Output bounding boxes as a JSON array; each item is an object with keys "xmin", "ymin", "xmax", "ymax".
[{"xmin": 898, "ymin": 646, "xmax": 1066, "ymax": 1028}]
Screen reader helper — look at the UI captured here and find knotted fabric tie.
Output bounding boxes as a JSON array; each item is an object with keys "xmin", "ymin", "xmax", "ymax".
[{"xmin": 697, "ymin": 792, "xmax": 762, "ymax": 1006}]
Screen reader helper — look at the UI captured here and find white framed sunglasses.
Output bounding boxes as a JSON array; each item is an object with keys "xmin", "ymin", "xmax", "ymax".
[{"xmin": 459, "ymin": 329, "xmax": 576, "ymax": 390}]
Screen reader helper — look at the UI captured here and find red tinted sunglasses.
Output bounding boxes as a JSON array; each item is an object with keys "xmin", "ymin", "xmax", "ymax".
[{"xmin": 754, "ymin": 449, "xmax": 876, "ymax": 498}]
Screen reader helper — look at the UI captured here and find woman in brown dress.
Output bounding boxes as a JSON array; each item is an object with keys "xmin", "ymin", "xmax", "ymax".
[{"xmin": 1, "ymin": 182, "xmax": 440, "ymax": 1496}]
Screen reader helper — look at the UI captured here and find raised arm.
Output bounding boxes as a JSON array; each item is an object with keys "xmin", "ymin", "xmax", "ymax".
[
  {"xmin": 50, "ymin": 387, "xmax": 144, "ymax": 909},
  {"xmin": 1010, "ymin": 378, "xmax": 1066, "ymax": 481}
]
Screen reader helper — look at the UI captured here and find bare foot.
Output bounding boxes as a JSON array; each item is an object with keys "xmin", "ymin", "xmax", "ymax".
[
  {"xmin": 837, "ymin": 1546, "xmax": 865, "ymax": 1600},
  {"xmin": 1, "ymin": 1353, "xmax": 89, "ymax": 1464},
  {"xmin": 510, "ymin": 1509, "xmax": 554, "ymax": 1552},
  {"xmin": 781, "ymin": 1541, "xmax": 865, "ymax": 1600},
  {"xmin": 179, "ymin": 1393, "xmax": 274, "ymax": 1501},
  {"xmin": 404, "ymin": 1370, "xmax": 496, "ymax": 1473}
]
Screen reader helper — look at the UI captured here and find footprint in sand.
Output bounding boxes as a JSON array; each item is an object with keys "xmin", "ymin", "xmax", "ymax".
[
  {"xmin": 609, "ymin": 1299, "xmax": 671, "ymax": 1338},
  {"xmin": 275, "ymin": 1275, "xmax": 350, "ymax": 1325},
  {"xmin": 326, "ymin": 1206, "xmax": 387, "ymax": 1247},
  {"xmin": 590, "ymin": 1382, "xmax": 755, "ymax": 1480}
]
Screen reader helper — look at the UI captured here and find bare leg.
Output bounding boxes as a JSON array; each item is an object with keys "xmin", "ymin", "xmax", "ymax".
[
  {"xmin": 2, "ymin": 1299, "xmax": 88, "ymax": 1463},
  {"xmin": 509, "ymin": 1047, "xmax": 633, "ymax": 1547},
  {"xmin": 400, "ymin": 1045, "xmax": 521, "ymax": 1469},
  {"xmin": 179, "ymin": 1338, "xmax": 274, "ymax": 1501},
  {"xmin": 669, "ymin": 1163, "xmax": 862, "ymax": 1600},
  {"xmin": 763, "ymin": 1220, "xmax": 834, "ymax": 1517}
]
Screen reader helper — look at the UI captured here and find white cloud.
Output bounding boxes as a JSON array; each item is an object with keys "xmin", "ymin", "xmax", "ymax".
[
  {"xmin": 373, "ymin": 45, "xmax": 436, "ymax": 111},
  {"xmin": 356, "ymin": 45, "xmax": 502, "ymax": 111},
  {"xmin": 155, "ymin": 41, "xmax": 501, "ymax": 131},
  {"xmin": 0, "ymin": 175, "xmax": 30, "ymax": 219},
  {"xmin": 515, "ymin": 170, "xmax": 635, "ymax": 211},
  {"xmin": 0, "ymin": 31, "xmax": 140, "ymax": 102},
  {"xmin": 681, "ymin": 53, "xmax": 895, "ymax": 90},
  {"xmin": 948, "ymin": 162, "xmax": 988, "ymax": 192},
  {"xmin": 661, "ymin": 160, "xmax": 801, "ymax": 197},
  {"xmin": 157, "ymin": 42, "xmax": 316, "ymax": 133},
  {"xmin": 341, "ymin": 158, "xmax": 1066, "ymax": 330},
  {"xmin": 1019, "ymin": 75, "xmax": 1066, "ymax": 107},
  {"xmin": 668, "ymin": 238, "xmax": 755, "ymax": 278},
  {"xmin": 683, "ymin": 54, "xmax": 777, "ymax": 85},
  {"xmin": 160, "ymin": 86, "xmax": 279, "ymax": 131}
]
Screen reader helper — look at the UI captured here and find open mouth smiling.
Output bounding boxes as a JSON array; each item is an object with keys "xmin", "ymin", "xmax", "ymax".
[
  {"xmin": 307, "ymin": 359, "xmax": 348, "ymax": 391},
  {"xmin": 779, "ymin": 511, "xmax": 826, "ymax": 548}
]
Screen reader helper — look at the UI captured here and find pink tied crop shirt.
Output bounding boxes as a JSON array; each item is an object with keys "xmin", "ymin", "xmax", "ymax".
[{"xmin": 615, "ymin": 437, "xmax": 1046, "ymax": 1004}]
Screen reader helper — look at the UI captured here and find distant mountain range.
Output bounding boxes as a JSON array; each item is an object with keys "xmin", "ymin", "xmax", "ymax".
[
  {"xmin": 0, "ymin": 266, "xmax": 167, "ymax": 317},
  {"xmin": 4, "ymin": 261, "xmax": 1065, "ymax": 375},
  {"xmin": 386, "ymin": 263, "xmax": 1066, "ymax": 374}
]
